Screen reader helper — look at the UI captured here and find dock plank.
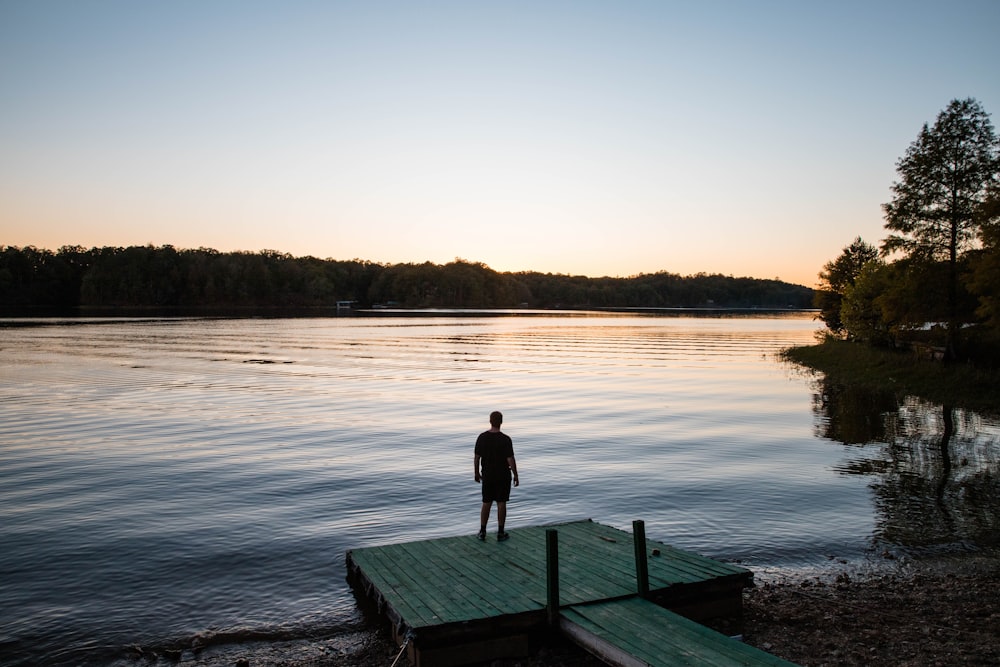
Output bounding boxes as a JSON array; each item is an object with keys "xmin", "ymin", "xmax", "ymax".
[
  {"xmin": 351, "ymin": 546, "xmax": 441, "ymax": 624},
  {"xmin": 387, "ymin": 543, "xmax": 481, "ymax": 625},
  {"xmin": 411, "ymin": 536, "xmax": 541, "ymax": 615},
  {"xmin": 358, "ymin": 539, "xmax": 509, "ymax": 625},
  {"xmin": 555, "ymin": 521, "xmax": 746, "ymax": 588},
  {"xmin": 562, "ymin": 597, "xmax": 798, "ymax": 667}
]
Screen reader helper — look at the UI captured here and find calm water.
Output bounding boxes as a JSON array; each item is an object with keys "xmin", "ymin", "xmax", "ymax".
[{"xmin": 1, "ymin": 313, "xmax": 998, "ymax": 665}]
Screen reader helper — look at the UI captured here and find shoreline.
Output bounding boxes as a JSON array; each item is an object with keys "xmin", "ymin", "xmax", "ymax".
[
  {"xmin": 155, "ymin": 553, "xmax": 999, "ymax": 667},
  {"xmin": 741, "ymin": 554, "xmax": 1000, "ymax": 666}
]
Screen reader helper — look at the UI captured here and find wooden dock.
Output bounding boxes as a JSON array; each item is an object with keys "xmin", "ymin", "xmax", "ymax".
[
  {"xmin": 346, "ymin": 519, "xmax": 796, "ymax": 666},
  {"xmin": 561, "ymin": 597, "xmax": 796, "ymax": 666}
]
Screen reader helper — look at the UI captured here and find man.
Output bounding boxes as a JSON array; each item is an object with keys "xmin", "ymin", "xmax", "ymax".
[{"xmin": 474, "ymin": 410, "xmax": 519, "ymax": 541}]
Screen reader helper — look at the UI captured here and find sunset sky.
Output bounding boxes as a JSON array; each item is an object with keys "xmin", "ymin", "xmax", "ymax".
[{"xmin": 2, "ymin": 1, "xmax": 998, "ymax": 287}]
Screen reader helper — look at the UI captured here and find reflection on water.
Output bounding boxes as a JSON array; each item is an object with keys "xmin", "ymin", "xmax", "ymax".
[{"xmin": 812, "ymin": 375, "xmax": 1000, "ymax": 555}]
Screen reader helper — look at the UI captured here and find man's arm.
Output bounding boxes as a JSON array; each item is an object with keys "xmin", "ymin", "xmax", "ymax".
[
  {"xmin": 474, "ymin": 453, "xmax": 481, "ymax": 483},
  {"xmin": 507, "ymin": 456, "xmax": 519, "ymax": 486}
]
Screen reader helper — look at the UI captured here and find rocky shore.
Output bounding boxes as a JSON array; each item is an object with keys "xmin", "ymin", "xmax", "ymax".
[
  {"xmin": 740, "ymin": 557, "xmax": 1000, "ymax": 667},
  {"xmin": 161, "ymin": 556, "xmax": 999, "ymax": 667}
]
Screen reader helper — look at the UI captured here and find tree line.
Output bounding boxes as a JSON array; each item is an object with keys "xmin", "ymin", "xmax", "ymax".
[
  {"xmin": 815, "ymin": 98, "xmax": 1000, "ymax": 364},
  {"xmin": 0, "ymin": 244, "xmax": 813, "ymax": 312}
]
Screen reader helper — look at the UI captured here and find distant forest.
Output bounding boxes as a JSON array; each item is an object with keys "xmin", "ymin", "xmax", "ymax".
[{"xmin": 1, "ymin": 245, "xmax": 813, "ymax": 312}]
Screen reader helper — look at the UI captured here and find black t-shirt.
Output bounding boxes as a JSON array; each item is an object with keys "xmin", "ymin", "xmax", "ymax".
[{"xmin": 475, "ymin": 430, "xmax": 514, "ymax": 478}]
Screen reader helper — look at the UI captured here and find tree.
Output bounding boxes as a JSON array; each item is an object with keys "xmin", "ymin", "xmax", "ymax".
[
  {"xmin": 967, "ymin": 185, "xmax": 1000, "ymax": 331},
  {"xmin": 873, "ymin": 257, "xmax": 971, "ymax": 346},
  {"xmin": 841, "ymin": 261, "xmax": 895, "ymax": 345},
  {"xmin": 882, "ymin": 98, "xmax": 1000, "ymax": 359},
  {"xmin": 815, "ymin": 237, "xmax": 880, "ymax": 335}
]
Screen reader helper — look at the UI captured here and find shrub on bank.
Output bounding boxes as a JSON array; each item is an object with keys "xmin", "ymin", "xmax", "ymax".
[{"xmin": 782, "ymin": 337, "xmax": 1000, "ymax": 415}]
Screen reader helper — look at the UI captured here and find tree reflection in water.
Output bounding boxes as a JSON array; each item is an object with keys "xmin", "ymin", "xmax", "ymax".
[{"xmin": 812, "ymin": 376, "xmax": 1000, "ymax": 555}]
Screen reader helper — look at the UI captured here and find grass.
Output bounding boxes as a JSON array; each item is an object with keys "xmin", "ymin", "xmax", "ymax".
[{"xmin": 781, "ymin": 338, "xmax": 1000, "ymax": 416}]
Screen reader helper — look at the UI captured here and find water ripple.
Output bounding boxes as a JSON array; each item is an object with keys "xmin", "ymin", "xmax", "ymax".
[{"xmin": 3, "ymin": 313, "xmax": 977, "ymax": 666}]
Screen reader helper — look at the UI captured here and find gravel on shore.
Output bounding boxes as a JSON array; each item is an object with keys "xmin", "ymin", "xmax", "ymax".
[{"xmin": 741, "ymin": 557, "xmax": 1000, "ymax": 667}]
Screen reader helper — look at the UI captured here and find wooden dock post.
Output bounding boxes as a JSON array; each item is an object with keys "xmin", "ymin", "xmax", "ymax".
[
  {"xmin": 633, "ymin": 519, "xmax": 649, "ymax": 598},
  {"xmin": 546, "ymin": 528, "xmax": 560, "ymax": 627}
]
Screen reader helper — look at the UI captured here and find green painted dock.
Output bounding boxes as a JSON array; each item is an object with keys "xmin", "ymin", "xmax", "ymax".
[
  {"xmin": 562, "ymin": 597, "xmax": 797, "ymax": 667},
  {"xmin": 346, "ymin": 519, "xmax": 794, "ymax": 666}
]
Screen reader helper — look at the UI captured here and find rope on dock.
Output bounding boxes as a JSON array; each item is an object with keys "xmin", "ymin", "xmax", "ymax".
[{"xmin": 389, "ymin": 633, "xmax": 412, "ymax": 667}]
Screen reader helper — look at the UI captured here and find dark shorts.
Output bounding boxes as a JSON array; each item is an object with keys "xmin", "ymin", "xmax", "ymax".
[{"xmin": 481, "ymin": 475, "xmax": 512, "ymax": 503}]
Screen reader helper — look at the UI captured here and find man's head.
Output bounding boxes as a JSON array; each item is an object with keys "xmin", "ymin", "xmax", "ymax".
[{"xmin": 489, "ymin": 411, "xmax": 503, "ymax": 428}]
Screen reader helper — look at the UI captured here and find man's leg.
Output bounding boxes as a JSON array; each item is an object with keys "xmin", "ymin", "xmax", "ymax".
[
  {"xmin": 480, "ymin": 501, "xmax": 492, "ymax": 532},
  {"xmin": 497, "ymin": 501, "xmax": 506, "ymax": 534}
]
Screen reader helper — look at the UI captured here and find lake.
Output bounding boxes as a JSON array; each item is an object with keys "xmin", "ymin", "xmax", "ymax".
[{"xmin": 1, "ymin": 312, "xmax": 998, "ymax": 666}]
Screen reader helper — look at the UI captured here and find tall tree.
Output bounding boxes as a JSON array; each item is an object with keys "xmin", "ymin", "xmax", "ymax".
[{"xmin": 882, "ymin": 98, "xmax": 1000, "ymax": 359}]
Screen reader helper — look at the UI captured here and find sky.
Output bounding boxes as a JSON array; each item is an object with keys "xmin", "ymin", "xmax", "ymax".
[{"xmin": 1, "ymin": 1, "xmax": 998, "ymax": 287}]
